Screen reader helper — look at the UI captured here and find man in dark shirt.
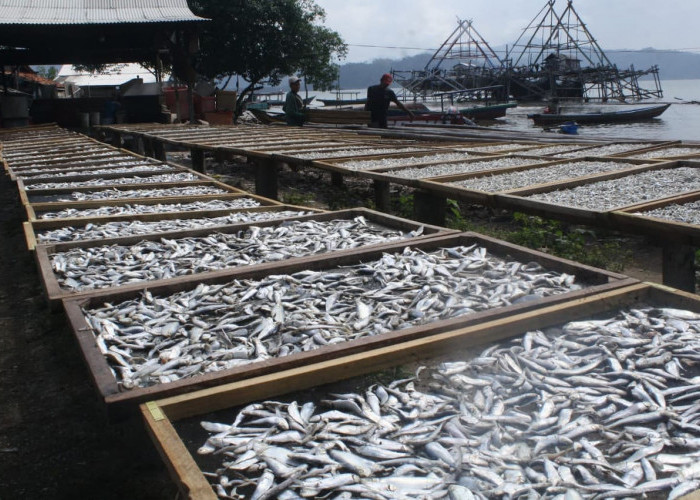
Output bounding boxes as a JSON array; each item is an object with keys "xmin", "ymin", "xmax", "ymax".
[
  {"xmin": 283, "ymin": 76, "xmax": 306, "ymax": 126},
  {"xmin": 364, "ymin": 73, "xmax": 414, "ymax": 128}
]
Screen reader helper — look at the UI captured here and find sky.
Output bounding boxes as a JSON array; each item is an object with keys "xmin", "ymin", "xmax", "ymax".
[{"xmin": 314, "ymin": 0, "xmax": 700, "ymax": 64}]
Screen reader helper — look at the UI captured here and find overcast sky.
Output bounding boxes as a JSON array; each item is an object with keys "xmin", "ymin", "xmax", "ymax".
[{"xmin": 314, "ymin": 0, "xmax": 700, "ymax": 63}]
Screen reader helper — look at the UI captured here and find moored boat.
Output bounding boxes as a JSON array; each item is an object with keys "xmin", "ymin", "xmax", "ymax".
[
  {"xmin": 459, "ymin": 102, "xmax": 517, "ymax": 120},
  {"xmin": 528, "ymin": 103, "xmax": 671, "ymax": 125}
]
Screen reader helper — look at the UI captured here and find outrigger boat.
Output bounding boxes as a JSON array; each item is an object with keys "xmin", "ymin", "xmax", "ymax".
[{"xmin": 528, "ymin": 103, "xmax": 671, "ymax": 125}]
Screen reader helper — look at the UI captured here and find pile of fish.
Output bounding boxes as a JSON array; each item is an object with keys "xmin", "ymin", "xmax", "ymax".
[
  {"xmin": 194, "ymin": 305, "xmax": 700, "ymax": 499},
  {"xmin": 52, "ymin": 217, "xmax": 422, "ymax": 291},
  {"xmin": 386, "ymin": 157, "xmax": 535, "ymax": 180},
  {"xmin": 629, "ymin": 147, "xmax": 700, "ymax": 160},
  {"xmin": 38, "ymin": 198, "xmax": 262, "ymax": 220},
  {"xmin": 55, "ymin": 185, "xmax": 228, "ymax": 202},
  {"xmin": 84, "ymin": 244, "xmax": 581, "ymax": 390},
  {"xmin": 339, "ymin": 152, "xmax": 485, "ymax": 172},
  {"xmin": 36, "ymin": 209, "xmax": 312, "ymax": 243},
  {"xmin": 552, "ymin": 143, "xmax": 656, "ymax": 158},
  {"xmin": 296, "ymin": 148, "xmax": 424, "ymax": 160},
  {"xmin": 451, "ymin": 161, "xmax": 638, "ymax": 193},
  {"xmin": 635, "ymin": 200, "xmax": 700, "ymax": 226},
  {"xmin": 24, "ymin": 172, "xmax": 200, "ymax": 191},
  {"xmin": 527, "ymin": 166, "xmax": 700, "ymax": 210}
]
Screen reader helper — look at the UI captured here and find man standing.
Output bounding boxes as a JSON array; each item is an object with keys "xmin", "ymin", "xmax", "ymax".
[
  {"xmin": 283, "ymin": 76, "xmax": 306, "ymax": 126},
  {"xmin": 364, "ymin": 73, "xmax": 414, "ymax": 128}
]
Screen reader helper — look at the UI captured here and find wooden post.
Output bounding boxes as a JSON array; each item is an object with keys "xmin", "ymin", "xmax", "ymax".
[
  {"xmin": 214, "ymin": 149, "xmax": 227, "ymax": 168},
  {"xmin": 662, "ymin": 243, "xmax": 696, "ymax": 293},
  {"xmin": 373, "ymin": 180, "xmax": 391, "ymax": 212},
  {"xmin": 413, "ymin": 189, "xmax": 447, "ymax": 227},
  {"xmin": 143, "ymin": 137, "xmax": 155, "ymax": 159},
  {"xmin": 153, "ymin": 140, "xmax": 167, "ymax": 162},
  {"xmin": 255, "ymin": 158, "xmax": 280, "ymax": 200},
  {"xmin": 133, "ymin": 136, "xmax": 145, "ymax": 156},
  {"xmin": 331, "ymin": 172, "xmax": 344, "ymax": 188},
  {"xmin": 111, "ymin": 132, "xmax": 123, "ymax": 148},
  {"xmin": 190, "ymin": 148, "xmax": 205, "ymax": 173}
]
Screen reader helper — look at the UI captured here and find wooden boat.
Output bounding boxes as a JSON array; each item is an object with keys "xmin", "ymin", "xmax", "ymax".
[
  {"xmin": 528, "ymin": 103, "xmax": 671, "ymax": 125},
  {"xmin": 386, "ymin": 102, "xmax": 514, "ymax": 123},
  {"xmin": 319, "ymin": 97, "xmax": 367, "ymax": 106},
  {"xmin": 459, "ymin": 102, "xmax": 517, "ymax": 120}
]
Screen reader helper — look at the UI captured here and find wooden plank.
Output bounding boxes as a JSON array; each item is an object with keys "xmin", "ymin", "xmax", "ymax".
[
  {"xmin": 255, "ymin": 158, "xmax": 280, "ymax": 200},
  {"xmin": 141, "ymin": 405, "xmax": 218, "ymax": 500}
]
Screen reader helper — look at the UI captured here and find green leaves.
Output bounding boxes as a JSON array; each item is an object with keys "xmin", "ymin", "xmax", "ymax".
[{"xmin": 189, "ymin": 0, "xmax": 347, "ymax": 114}]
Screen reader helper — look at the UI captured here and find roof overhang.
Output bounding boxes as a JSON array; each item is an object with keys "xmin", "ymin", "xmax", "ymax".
[{"xmin": 0, "ymin": 1, "xmax": 207, "ymax": 65}]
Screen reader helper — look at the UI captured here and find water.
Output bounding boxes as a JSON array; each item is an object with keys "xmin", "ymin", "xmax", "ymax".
[{"xmin": 305, "ymin": 79, "xmax": 700, "ymax": 142}]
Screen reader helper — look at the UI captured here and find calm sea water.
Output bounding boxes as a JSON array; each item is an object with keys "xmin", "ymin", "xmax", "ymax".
[{"xmin": 307, "ymin": 79, "xmax": 700, "ymax": 142}]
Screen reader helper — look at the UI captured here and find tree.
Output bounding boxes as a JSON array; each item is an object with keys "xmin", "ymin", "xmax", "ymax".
[
  {"xmin": 35, "ymin": 66, "xmax": 58, "ymax": 80},
  {"xmin": 188, "ymin": 0, "xmax": 347, "ymax": 118}
]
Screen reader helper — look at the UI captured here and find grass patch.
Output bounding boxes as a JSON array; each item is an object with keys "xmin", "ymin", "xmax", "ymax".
[{"xmin": 445, "ymin": 206, "xmax": 632, "ymax": 272}]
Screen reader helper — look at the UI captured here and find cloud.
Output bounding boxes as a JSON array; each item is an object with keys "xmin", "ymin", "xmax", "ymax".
[{"xmin": 314, "ymin": 0, "xmax": 700, "ymax": 63}]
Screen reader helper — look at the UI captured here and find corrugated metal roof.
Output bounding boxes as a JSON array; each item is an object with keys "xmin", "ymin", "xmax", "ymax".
[{"xmin": 0, "ymin": 0, "xmax": 206, "ymax": 25}]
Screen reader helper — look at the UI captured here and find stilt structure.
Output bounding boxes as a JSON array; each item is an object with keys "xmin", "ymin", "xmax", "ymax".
[
  {"xmin": 504, "ymin": 0, "xmax": 662, "ymax": 102},
  {"xmin": 393, "ymin": 19, "xmax": 508, "ymax": 102},
  {"xmin": 395, "ymin": 0, "xmax": 662, "ymax": 103}
]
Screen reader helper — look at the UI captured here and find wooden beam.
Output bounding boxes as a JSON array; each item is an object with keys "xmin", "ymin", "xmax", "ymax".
[{"xmin": 662, "ymin": 243, "xmax": 697, "ymax": 293}]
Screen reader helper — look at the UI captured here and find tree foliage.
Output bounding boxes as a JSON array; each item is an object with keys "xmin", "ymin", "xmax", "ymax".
[{"xmin": 188, "ymin": 0, "xmax": 347, "ymax": 116}]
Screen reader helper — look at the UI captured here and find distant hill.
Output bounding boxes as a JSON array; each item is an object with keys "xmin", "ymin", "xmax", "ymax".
[{"xmin": 336, "ymin": 49, "xmax": 700, "ymax": 89}]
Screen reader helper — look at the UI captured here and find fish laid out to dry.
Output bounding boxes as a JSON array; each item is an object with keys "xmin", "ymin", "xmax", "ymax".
[
  {"xmin": 194, "ymin": 305, "xmax": 700, "ymax": 499},
  {"xmin": 627, "ymin": 147, "xmax": 700, "ymax": 160},
  {"xmin": 38, "ymin": 198, "xmax": 262, "ymax": 220},
  {"xmin": 51, "ymin": 185, "xmax": 228, "ymax": 202},
  {"xmin": 53, "ymin": 217, "xmax": 423, "ymax": 291},
  {"xmin": 553, "ymin": 143, "xmax": 656, "ymax": 158},
  {"xmin": 385, "ymin": 157, "xmax": 534, "ymax": 180},
  {"xmin": 294, "ymin": 147, "xmax": 425, "ymax": 160},
  {"xmin": 11, "ymin": 157, "xmax": 154, "ymax": 174},
  {"xmin": 338, "ymin": 152, "xmax": 486, "ymax": 171},
  {"xmin": 635, "ymin": 200, "xmax": 700, "ymax": 226},
  {"xmin": 450, "ymin": 161, "xmax": 639, "ymax": 193},
  {"xmin": 84, "ymin": 244, "xmax": 580, "ymax": 390},
  {"xmin": 17, "ymin": 163, "xmax": 176, "ymax": 180},
  {"xmin": 527, "ymin": 167, "xmax": 700, "ymax": 210},
  {"xmin": 24, "ymin": 172, "xmax": 201, "ymax": 190},
  {"xmin": 36, "ymin": 209, "xmax": 313, "ymax": 244}
]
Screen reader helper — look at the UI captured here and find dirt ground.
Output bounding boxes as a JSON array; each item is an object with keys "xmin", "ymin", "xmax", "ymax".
[{"xmin": 0, "ymin": 151, "xmax": 691, "ymax": 499}]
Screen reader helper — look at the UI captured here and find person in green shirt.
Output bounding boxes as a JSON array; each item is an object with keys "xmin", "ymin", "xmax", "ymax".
[{"xmin": 283, "ymin": 76, "xmax": 306, "ymax": 126}]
